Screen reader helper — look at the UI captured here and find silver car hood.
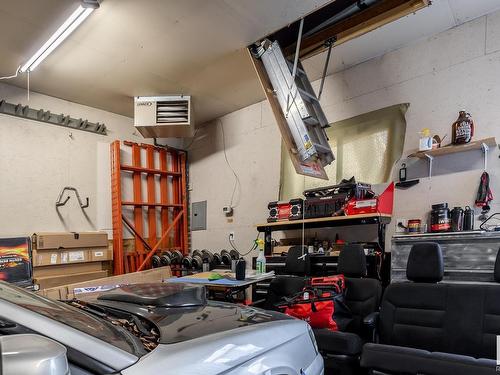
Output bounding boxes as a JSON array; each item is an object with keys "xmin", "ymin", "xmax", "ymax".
[{"xmin": 123, "ymin": 319, "xmax": 321, "ymax": 375}]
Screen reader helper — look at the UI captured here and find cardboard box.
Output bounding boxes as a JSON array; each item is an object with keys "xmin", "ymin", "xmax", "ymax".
[
  {"xmin": 89, "ymin": 247, "xmax": 113, "ymax": 262},
  {"xmin": 32, "ymin": 248, "xmax": 92, "ymax": 267},
  {"xmin": 272, "ymin": 245, "xmax": 292, "ymax": 255},
  {"xmin": 34, "ymin": 232, "xmax": 108, "ymax": 250},
  {"xmin": 34, "ymin": 270, "xmax": 109, "ymax": 290},
  {"xmin": 279, "ymin": 238, "xmax": 302, "ymax": 246},
  {"xmin": 38, "ymin": 266, "xmax": 172, "ymax": 300},
  {"xmin": 33, "ymin": 262, "xmax": 105, "ymax": 278}
]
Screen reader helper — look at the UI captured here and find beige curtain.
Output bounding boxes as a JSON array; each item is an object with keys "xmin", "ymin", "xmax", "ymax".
[{"xmin": 280, "ymin": 103, "xmax": 408, "ymax": 200}]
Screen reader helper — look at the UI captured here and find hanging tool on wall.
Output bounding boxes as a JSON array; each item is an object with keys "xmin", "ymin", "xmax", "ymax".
[
  {"xmin": 475, "ymin": 172, "xmax": 493, "ymax": 220},
  {"xmin": 55, "ymin": 186, "xmax": 89, "ymax": 209}
]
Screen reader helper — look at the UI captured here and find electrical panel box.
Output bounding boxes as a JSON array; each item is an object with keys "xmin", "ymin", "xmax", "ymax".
[
  {"xmin": 191, "ymin": 201, "xmax": 207, "ymax": 231},
  {"xmin": 134, "ymin": 95, "xmax": 194, "ymax": 138}
]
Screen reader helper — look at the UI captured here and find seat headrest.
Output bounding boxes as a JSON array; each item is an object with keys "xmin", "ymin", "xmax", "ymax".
[
  {"xmin": 285, "ymin": 246, "xmax": 310, "ymax": 275},
  {"xmin": 495, "ymin": 249, "xmax": 500, "ymax": 283},
  {"xmin": 406, "ymin": 242, "xmax": 444, "ymax": 283},
  {"xmin": 337, "ymin": 244, "xmax": 367, "ymax": 278}
]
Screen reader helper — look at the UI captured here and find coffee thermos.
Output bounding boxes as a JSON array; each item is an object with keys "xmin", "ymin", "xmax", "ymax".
[
  {"xmin": 451, "ymin": 207, "xmax": 464, "ymax": 232},
  {"xmin": 464, "ymin": 206, "xmax": 474, "ymax": 231},
  {"xmin": 235, "ymin": 258, "xmax": 246, "ymax": 280}
]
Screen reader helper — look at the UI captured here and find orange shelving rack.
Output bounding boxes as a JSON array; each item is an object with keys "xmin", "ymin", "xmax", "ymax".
[{"xmin": 110, "ymin": 140, "xmax": 188, "ymax": 275}]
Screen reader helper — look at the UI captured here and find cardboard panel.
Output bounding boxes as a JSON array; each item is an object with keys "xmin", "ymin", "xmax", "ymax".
[
  {"xmin": 33, "ymin": 262, "xmax": 105, "ymax": 278},
  {"xmin": 32, "ymin": 249, "xmax": 93, "ymax": 267},
  {"xmin": 34, "ymin": 270, "xmax": 109, "ymax": 290},
  {"xmin": 89, "ymin": 247, "xmax": 113, "ymax": 262},
  {"xmin": 38, "ymin": 266, "xmax": 172, "ymax": 300},
  {"xmin": 34, "ymin": 232, "xmax": 108, "ymax": 250}
]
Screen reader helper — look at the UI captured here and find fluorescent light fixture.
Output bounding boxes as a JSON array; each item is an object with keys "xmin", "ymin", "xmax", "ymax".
[{"xmin": 20, "ymin": 4, "xmax": 97, "ymax": 73}]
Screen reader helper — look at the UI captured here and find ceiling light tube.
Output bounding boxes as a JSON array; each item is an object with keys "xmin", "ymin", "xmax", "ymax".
[{"xmin": 20, "ymin": 4, "xmax": 96, "ymax": 73}]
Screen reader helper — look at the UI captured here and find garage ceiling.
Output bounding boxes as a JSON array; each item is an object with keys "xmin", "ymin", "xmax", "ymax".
[
  {"xmin": 0, "ymin": 0, "xmax": 330, "ymax": 124},
  {"xmin": 1, "ymin": 0, "xmax": 499, "ymax": 126}
]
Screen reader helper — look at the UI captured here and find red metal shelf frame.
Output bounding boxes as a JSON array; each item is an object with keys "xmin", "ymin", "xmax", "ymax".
[{"xmin": 110, "ymin": 140, "xmax": 188, "ymax": 275}]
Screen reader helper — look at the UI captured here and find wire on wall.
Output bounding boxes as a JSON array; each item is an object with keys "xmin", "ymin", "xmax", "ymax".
[
  {"xmin": 219, "ymin": 119, "xmax": 241, "ymax": 209},
  {"xmin": 0, "ymin": 66, "xmax": 21, "ymax": 81}
]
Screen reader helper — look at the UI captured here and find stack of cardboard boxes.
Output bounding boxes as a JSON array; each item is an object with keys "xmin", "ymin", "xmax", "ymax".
[{"xmin": 32, "ymin": 232, "xmax": 113, "ymax": 290}]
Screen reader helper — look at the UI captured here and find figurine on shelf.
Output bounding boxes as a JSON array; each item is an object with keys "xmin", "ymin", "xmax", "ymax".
[{"xmin": 452, "ymin": 111, "xmax": 474, "ymax": 145}]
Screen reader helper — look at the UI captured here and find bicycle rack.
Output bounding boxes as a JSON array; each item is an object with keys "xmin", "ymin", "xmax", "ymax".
[{"xmin": 55, "ymin": 187, "xmax": 89, "ymax": 209}]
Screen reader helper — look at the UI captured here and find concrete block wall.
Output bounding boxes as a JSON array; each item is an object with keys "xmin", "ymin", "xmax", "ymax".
[
  {"xmin": 188, "ymin": 10, "xmax": 500, "ymax": 258},
  {"xmin": 0, "ymin": 83, "xmax": 146, "ymax": 237}
]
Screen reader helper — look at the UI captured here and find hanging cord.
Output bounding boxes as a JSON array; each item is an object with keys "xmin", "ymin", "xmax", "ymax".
[
  {"xmin": 0, "ymin": 65, "xmax": 21, "ymax": 81},
  {"xmin": 182, "ymin": 128, "xmax": 200, "ymax": 150},
  {"xmin": 317, "ymin": 38, "xmax": 336, "ymax": 101},
  {"xmin": 219, "ymin": 119, "xmax": 240, "ymax": 209},
  {"xmin": 27, "ymin": 70, "xmax": 30, "ymax": 101},
  {"xmin": 228, "ymin": 232, "xmax": 260, "ymax": 257},
  {"xmin": 301, "ymin": 198, "xmax": 306, "ymax": 259}
]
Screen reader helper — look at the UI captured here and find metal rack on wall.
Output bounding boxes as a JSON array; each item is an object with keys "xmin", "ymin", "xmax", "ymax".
[{"xmin": 110, "ymin": 140, "xmax": 188, "ymax": 275}]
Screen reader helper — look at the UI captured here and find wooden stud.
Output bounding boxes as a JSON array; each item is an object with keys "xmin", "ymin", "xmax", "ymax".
[
  {"xmin": 132, "ymin": 144, "xmax": 145, "ymax": 264},
  {"xmin": 146, "ymin": 146, "xmax": 157, "ymax": 250},
  {"xmin": 287, "ymin": 0, "xmax": 430, "ymax": 59}
]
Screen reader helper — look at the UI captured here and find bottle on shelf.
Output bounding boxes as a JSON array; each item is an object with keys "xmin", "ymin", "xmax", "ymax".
[{"xmin": 256, "ymin": 239, "xmax": 266, "ymax": 274}]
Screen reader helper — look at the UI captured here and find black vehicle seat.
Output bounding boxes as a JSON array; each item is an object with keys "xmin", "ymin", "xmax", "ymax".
[
  {"xmin": 285, "ymin": 245, "xmax": 311, "ymax": 275},
  {"xmin": 361, "ymin": 243, "xmax": 500, "ymax": 375},
  {"xmin": 257, "ymin": 246, "xmax": 310, "ymax": 311},
  {"xmin": 314, "ymin": 244, "xmax": 382, "ymax": 374},
  {"xmin": 261, "ymin": 275, "xmax": 306, "ymax": 311}
]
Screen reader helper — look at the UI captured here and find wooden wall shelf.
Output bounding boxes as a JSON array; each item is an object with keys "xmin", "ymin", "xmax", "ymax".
[
  {"xmin": 408, "ymin": 137, "xmax": 497, "ymax": 159},
  {"xmin": 407, "ymin": 137, "xmax": 496, "ymax": 178}
]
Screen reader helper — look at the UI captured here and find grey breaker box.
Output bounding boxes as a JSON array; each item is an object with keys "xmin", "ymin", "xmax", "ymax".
[{"xmin": 256, "ymin": 40, "xmax": 334, "ymax": 167}]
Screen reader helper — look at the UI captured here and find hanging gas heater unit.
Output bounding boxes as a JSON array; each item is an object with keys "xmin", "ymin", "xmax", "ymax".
[{"xmin": 134, "ymin": 95, "xmax": 194, "ymax": 138}]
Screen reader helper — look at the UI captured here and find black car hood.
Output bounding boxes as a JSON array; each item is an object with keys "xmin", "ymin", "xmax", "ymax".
[{"xmin": 89, "ymin": 282, "xmax": 291, "ymax": 345}]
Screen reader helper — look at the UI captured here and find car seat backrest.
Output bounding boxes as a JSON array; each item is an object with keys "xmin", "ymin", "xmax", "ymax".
[
  {"xmin": 338, "ymin": 244, "xmax": 367, "ymax": 277},
  {"xmin": 263, "ymin": 275, "xmax": 306, "ymax": 311},
  {"xmin": 379, "ymin": 243, "xmax": 500, "ymax": 360},
  {"xmin": 285, "ymin": 246, "xmax": 310, "ymax": 275},
  {"xmin": 339, "ymin": 244, "xmax": 382, "ymax": 333}
]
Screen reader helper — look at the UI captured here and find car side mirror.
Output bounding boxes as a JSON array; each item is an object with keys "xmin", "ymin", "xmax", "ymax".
[{"xmin": 1, "ymin": 334, "xmax": 70, "ymax": 375}]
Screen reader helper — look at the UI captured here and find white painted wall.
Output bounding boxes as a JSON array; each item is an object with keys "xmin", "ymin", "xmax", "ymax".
[
  {"xmin": 0, "ymin": 83, "xmax": 147, "ymax": 237},
  {"xmin": 188, "ymin": 10, "xmax": 500, "ymax": 259}
]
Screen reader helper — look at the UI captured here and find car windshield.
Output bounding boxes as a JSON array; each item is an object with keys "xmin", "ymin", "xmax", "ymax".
[{"xmin": 0, "ymin": 282, "xmax": 143, "ymax": 356}]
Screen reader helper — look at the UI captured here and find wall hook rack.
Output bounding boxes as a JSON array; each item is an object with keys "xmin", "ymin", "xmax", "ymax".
[{"xmin": 55, "ymin": 187, "xmax": 89, "ymax": 209}]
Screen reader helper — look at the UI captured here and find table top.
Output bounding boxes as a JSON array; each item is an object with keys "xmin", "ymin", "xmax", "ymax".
[{"xmin": 165, "ymin": 270, "xmax": 275, "ymax": 288}]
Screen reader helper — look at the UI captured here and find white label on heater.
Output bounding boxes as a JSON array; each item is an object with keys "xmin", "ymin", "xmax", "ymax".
[
  {"xmin": 94, "ymin": 251, "xmax": 104, "ymax": 257},
  {"xmin": 61, "ymin": 253, "xmax": 68, "ymax": 263},
  {"xmin": 50, "ymin": 253, "xmax": 58, "ymax": 264},
  {"xmin": 69, "ymin": 251, "xmax": 84, "ymax": 262},
  {"xmin": 355, "ymin": 199, "xmax": 377, "ymax": 208}
]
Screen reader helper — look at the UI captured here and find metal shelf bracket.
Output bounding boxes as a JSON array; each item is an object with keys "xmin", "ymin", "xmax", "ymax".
[
  {"xmin": 481, "ymin": 142, "xmax": 489, "ymax": 171},
  {"xmin": 424, "ymin": 154, "xmax": 434, "ymax": 178}
]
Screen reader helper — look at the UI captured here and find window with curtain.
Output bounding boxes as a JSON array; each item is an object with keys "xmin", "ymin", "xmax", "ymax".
[{"xmin": 280, "ymin": 103, "xmax": 408, "ymax": 200}]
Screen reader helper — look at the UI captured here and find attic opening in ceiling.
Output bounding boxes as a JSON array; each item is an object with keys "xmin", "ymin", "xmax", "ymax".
[{"xmin": 248, "ymin": 0, "xmax": 429, "ymax": 179}]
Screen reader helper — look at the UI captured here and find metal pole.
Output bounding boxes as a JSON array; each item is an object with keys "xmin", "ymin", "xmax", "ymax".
[
  {"xmin": 286, "ymin": 18, "xmax": 304, "ymax": 117},
  {"xmin": 318, "ymin": 39, "xmax": 335, "ymax": 101}
]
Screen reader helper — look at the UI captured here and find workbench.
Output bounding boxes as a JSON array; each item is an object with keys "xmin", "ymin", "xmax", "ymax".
[
  {"xmin": 256, "ymin": 213, "xmax": 392, "ymax": 255},
  {"xmin": 166, "ymin": 270, "xmax": 275, "ymax": 304}
]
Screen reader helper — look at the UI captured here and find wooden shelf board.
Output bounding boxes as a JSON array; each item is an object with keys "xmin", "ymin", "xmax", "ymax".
[
  {"xmin": 256, "ymin": 213, "xmax": 392, "ymax": 231},
  {"xmin": 408, "ymin": 137, "xmax": 497, "ymax": 159}
]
